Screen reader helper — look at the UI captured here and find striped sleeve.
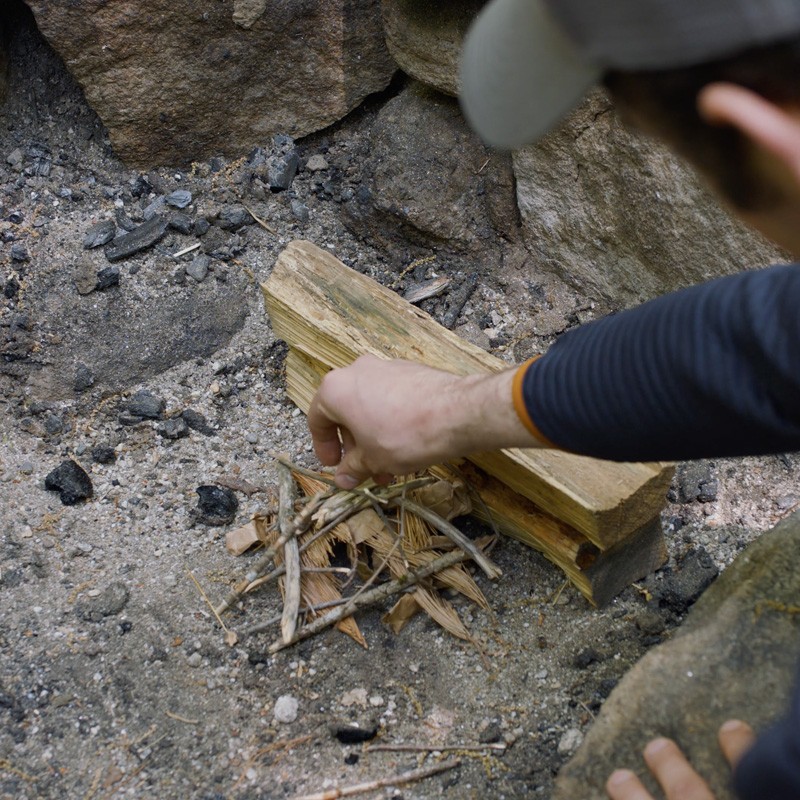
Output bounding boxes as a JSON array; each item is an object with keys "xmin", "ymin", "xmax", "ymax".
[{"xmin": 518, "ymin": 264, "xmax": 800, "ymax": 462}]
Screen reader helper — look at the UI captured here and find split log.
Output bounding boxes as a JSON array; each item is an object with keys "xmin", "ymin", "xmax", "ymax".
[
  {"xmin": 262, "ymin": 240, "xmax": 673, "ymax": 548},
  {"xmin": 283, "ymin": 347, "xmax": 665, "ymax": 606}
]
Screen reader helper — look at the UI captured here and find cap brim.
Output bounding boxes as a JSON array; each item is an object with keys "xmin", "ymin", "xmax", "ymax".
[{"xmin": 460, "ymin": 0, "xmax": 601, "ymax": 150}]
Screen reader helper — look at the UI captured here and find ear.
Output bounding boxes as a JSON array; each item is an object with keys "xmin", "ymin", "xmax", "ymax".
[{"xmin": 697, "ymin": 82, "xmax": 800, "ymax": 181}]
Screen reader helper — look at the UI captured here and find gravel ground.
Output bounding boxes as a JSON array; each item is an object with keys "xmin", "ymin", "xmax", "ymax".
[{"xmin": 2, "ymin": 16, "xmax": 799, "ymax": 800}]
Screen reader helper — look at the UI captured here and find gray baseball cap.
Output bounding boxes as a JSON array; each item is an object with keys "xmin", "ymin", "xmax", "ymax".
[{"xmin": 460, "ymin": 0, "xmax": 800, "ymax": 149}]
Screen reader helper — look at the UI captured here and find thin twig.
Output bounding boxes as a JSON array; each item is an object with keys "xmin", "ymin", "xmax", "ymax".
[
  {"xmin": 244, "ymin": 204, "xmax": 278, "ymax": 235},
  {"xmin": 290, "ymin": 758, "xmax": 461, "ymax": 800},
  {"xmin": 165, "ymin": 710, "xmax": 200, "ymax": 725},
  {"xmin": 390, "ymin": 497, "xmax": 502, "ymax": 580},
  {"xmin": 188, "ymin": 570, "xmax": 232, "ymax": 633},
  {"xmin": 279, "ymin": 463, "xmax": 301, "ymax": 644},
  {"xmin": 277, "ymin": 456, "xmax": 336, "ymax": 485},
  {"xmin": 367, "ymin": 742, "xmax": 506, "ymax": 753},
  {"xmin": 173, "ymin": 242, "xmax": 201, "ymax": 258},
  {"xmin": 243, "ymin": 598, "xmax": 353, "ymax": 637},
  {"xmin": 268, "ymin": 548, "xmax": 476, "ymax": 653}
]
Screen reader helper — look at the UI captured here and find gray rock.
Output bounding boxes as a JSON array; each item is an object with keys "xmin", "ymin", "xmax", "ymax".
[
  {"xmin": 44, "ymin": 460, "xmax": 93, "ymax": 505},
  {"xmin": 126, "ymin": 390, "xmax": 165, "ymax": 420},
  {"xmin": 347, "ymin": 83, "xmax": 518, "ymax": 253},
  {"xmin": 104, "ymin": 215, "xmax": 168, "ymax": 262},
  {"xmin": 185, "ymin": 255, "xmax": 210, "ymax": 283},
  {"xmin": 95, "ymin": 265, "xmax": 120, "ymax": 290},
  {"xmin": 91, "ymin": 445, "xmax": 116, "ymax": 464},
  {"xmin": 75, "ymin": 582, "xmax": 130, "ymax": 622},
  {"xmin": 73, "ymin": 363, "xmax": 95, "ymax": 393},
  {"xmin": 305, "ymin": 154, "xmax": 329, "ymax": 172},
  {"xmin": 290, "ymin": 199, "xmax": 309, "ymax": 223},
  {"xmin": 167, "ymin": 212, "xmax": 193, "ymax": 235},
  {"xmin": 649, "ymin": 547, "xmax": 719, "ymax": 615},
  {"xmin": 10, "ymin": 244, "xmax": 29, "ymax": 262},
  {"xmin": 166, "ymin": 189, "xmax": 192, "ymax": 209},
  {"xmin": 181, "ymin": 409, "xmax": 216, "ymax": 437},
  {"xmin": 267, "ymin": 152, "xmax": 300, "ymax": 192},
  {"xmin": 157, "ymin": 417, "xmax": 189, "ymax": 440},
  {"xmin": 83, "ymin": 219, "xmax": 116, "ymax": 249},
  {"xmin": 216, "ymin": 205, "xmax": 253, "ymax": 231},
  {"xmin": 6, "ymin": 148, "xmax": 23, "ymax": 169},
  {"xmin": 678, "ymin": 463, "xmax": 716, "ymax": 503},
  {"xmin": 553, "ymin": 512, "xmax": 800, "ymax": 800}
]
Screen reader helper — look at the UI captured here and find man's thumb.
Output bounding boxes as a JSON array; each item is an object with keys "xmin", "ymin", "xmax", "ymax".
[{"xmin": 335, "ymin": 450, "xmax": 370, "ymax": 490}]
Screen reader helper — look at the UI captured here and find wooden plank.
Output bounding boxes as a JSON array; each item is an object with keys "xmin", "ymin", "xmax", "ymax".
[
  {"xmin": 263, "ymin": 240, "xmax": 673, "ymax": 547},
  {"xmin": 285, "ymin": 349, "xmax": 667, "ymax": 606}
]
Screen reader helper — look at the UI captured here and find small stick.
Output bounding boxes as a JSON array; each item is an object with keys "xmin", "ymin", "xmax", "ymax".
[
  {"xmin": 165, "ymin": 710, "xmax": 200, "ymax": 725},
  {"xmin": 173, "ymin": 242, "xmax": 201, "ymax": 258},
  {"xmin": 389, "ymin": 497, "xmax": 502, "ymax": 580},
  {"xmin": 367, "ymin": 743, "xmax": 506, "ymax": 753},
  {"xmin": 277, "ymin": 455, "xmax": 336, "ymax": 484},
  {"xmin": 243, "ymin": 598, "xmax": 352, "ymax": 637},
  {"xmin": 278, "ymin": 463, "xmax": 301, "ymax": 644},
  {"xmin": 268, "ymin": 548, "xmax": 476, "ymax": 653},
  {"xmin": 290, "ymin": 758, "xmax": 461, "ymax": 800},
  {"xmin": 188, "ymin": 570, "xmax": 233, "ymax": 633},
  {"xmin": 244, "ymin": 204, "xmax": 278, "ymax": 235}
]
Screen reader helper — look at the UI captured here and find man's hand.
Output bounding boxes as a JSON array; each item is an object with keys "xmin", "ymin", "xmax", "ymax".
[
  {"xmin": 606, "ymin": 720, "xmax": 756, "ymax": 800},
  {"xmin": 307, "ymin": 355, "xmax": 541, "ymax": 489}
]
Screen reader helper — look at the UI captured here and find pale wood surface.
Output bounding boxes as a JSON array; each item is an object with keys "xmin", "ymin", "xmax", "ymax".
[{"xmin": 263, "ymin": 240, "xmax": 673, "ymax": 547}]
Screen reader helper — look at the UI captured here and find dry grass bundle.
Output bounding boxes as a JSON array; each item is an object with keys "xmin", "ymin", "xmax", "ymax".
[{"xmin": 217, "ymin": 460, "xmax": 499, "ymax": 651}]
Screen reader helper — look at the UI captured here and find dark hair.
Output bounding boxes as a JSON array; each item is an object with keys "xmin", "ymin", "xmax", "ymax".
[{"xmin": 604, "ymin": 38, "xmax": 800, "ymax": 211}]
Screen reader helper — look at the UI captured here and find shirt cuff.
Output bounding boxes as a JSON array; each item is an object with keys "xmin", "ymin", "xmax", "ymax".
[{"xmin": 511, "ymin": 357, "xmax": 560, "ymax": 449}]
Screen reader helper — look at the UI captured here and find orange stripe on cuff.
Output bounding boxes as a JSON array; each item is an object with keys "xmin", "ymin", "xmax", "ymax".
[{"xmin": 512, "ymin": 356, "xmax": 560, "ymax": 449}]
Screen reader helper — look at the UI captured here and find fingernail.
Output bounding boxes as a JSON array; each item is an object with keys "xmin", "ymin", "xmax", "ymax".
[
  {"xmin": 607, "ymin": 769, "xmax": 636, "ymax": 787},
  {"xmin": 337, "ymin": 474, "xmax": 359, "ymax": 490},
  {"xmin": 644, "ymin": 738, "xmax": 671, "ymax": 756},
  {"xmin": 720, "ymin": 720, "xmax": 745, "ymax": 733}
]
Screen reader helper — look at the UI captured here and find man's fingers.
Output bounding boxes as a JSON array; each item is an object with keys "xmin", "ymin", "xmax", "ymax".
[
  {"xmin": 606, "ymin": 768, "xmax": 654, "ymax": 799},
  {"xmin": 718, "ymin": 720, "xmax": 756, "ymax": 769},
  {"xmin": 643, "ymin": 738, "xmax": 714, "ymax": 800},
  {"xmin": 307, "ymin": 395, "xmax": 343, "ymax": 467},
  {"xmin": 334, "ymin": 429, "xmax": 370, "ymax": 490}
]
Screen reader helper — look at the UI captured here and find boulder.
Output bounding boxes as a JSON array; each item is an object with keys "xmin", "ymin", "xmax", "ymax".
[
  {"xmin": 514, "ymin": 91, "xmax": 785, "ymax": 305},
  {"xmin": 382, "ymin": 0, "xmax": 481, "ymax": 96},
  {"xmin": 24, "ymin": 0, "xmax": 397, "ymax": 168},
  {"xmin": 345, "ymin": 82, "xmax": 520, "ymax": 253},
  {"xmin": 553, "ymin": 514, "xmax": 800, "ymax": 799}
]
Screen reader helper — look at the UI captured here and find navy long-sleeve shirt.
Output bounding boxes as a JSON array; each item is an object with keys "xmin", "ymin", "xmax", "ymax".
[{"xmin": 514, "ymin": 264, "xmax": 800, "ymax": 797}]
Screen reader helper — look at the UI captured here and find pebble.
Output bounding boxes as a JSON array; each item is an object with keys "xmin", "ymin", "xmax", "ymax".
[
  {"xmin": 19, "ymin": 461, "xmax": 34, "ymax": 475},
  {"xmin": 305, "ymin": 154, "xmax": 329, "ymax": 172},
  {"xmin": 267, "ymin": 152, "xmax": 300, "ymax": 192},
  {"xmin": 273, "ymin": 695, "xmax": 299, "ymax": 724},
  {"xmin": 95, "ymin": 266, "xmax": 121, "ymax": 290},
  {"xmin": 74, "ymin": 363, "xmax": 96, "ymax": 393},
  {"xmin": 10, "ymin": 244, "xmax": 29, "ymax": 262},
  {"xmin": 245, "ymin": 432, "xmax": 259, "ymax": 444},
  {"xmin": 127, "ymin": 390, "xmax": 166, "ymax": 420},
  {"xmin": 92, "ymin": 445, "xmax": 116, "ymax": 464},
  {"xmin": 187, "ymin": 652, "xmax": 203, "ymax": 668},
  {"xmin": 181, "ymin": 409, "xmax": 216, "ymax": 436},
  {"xmin": 166, "ymin": 190, "xmax": 193, "ymax": 209},
  {"xmin": 557, "ymin": 728, "xmax": 584, "ymax": 755},
  {"xmin": 216, "ymin": 205, "xmax": 253, "ymax": 231},
  {"xmin": 168, "ymin": 212, "xmax": 193, "ymax": 235},
  {"xmin": 186, "ymin": 255, "xmax": 210, "ymax": 283},
  {"xmin": 157, "ymin": 417, "xmax": 190, "ymax": 440},
  {"xmin": 290, "ymin": 199, "xmax": 309, "ymax": 223},
  {"xmin": 83, "ymin": 220, "xmax": 116, "ymax": 249},
  {"xmin": 44, "ymin": 459, "xmax": 93, "ymax": 505},
  {"xmin": 193, "ymin": 485, "xmax": 238, "ymax": 526}
]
